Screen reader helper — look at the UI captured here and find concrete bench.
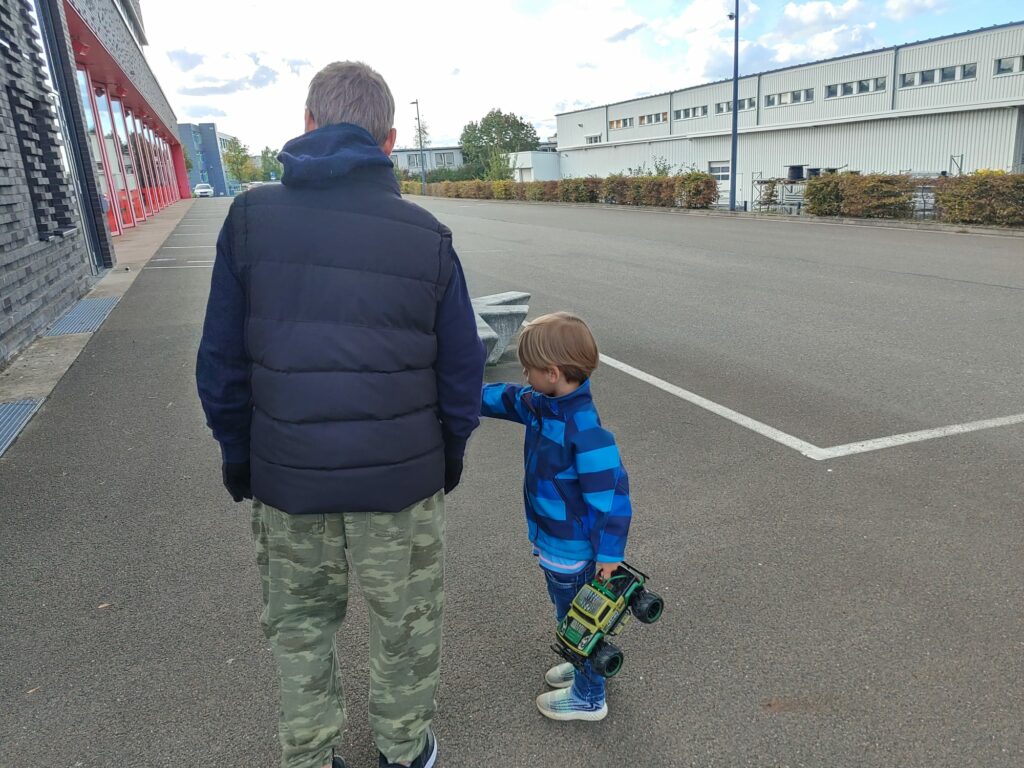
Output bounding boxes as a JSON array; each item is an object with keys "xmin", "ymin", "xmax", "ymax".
[{"xmin": 472, "ymin": 292, "xmax": 530, "ymax": 364}]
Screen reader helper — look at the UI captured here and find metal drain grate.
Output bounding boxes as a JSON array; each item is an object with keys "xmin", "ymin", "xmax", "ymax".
[
  {"xmin": 0, "ymin": 399, "xmax": 42, "ymax": 457},
  {"xmin": 45, "ymin": 297, "xmax": 120, "ymax": 336}
]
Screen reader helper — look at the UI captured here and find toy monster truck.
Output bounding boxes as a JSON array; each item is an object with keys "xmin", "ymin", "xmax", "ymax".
[{"xmin": 552, "ymin": 562, "xmax": 664, "ymax": 678}]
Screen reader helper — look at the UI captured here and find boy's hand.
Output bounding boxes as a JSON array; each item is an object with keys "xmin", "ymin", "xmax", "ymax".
[{"xmin": 596, "ymin": 561, "xmax": 621, "ymax": 582}]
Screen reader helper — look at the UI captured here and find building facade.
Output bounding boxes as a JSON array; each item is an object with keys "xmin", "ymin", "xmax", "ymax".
[
  {"xmin": 178, "ymin": 122, "xmax": 239, "ymax": 196},
  {"xmin": 1, "ymin": 0, "xmax": 188, "ymax": 366},
  {"xmin": 556, "ymin": 23, "xmax": 1024, "ymax": 205},
  {"xmin": 391, "ymin": 146, "xmax": 464, "ymax": 174}
]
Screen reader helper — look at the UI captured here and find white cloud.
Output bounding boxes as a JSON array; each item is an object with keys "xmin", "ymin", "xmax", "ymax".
[
  {"xmin": 783, "ymin": 1, "xmax": 861, "ymax": 27},
  {"xmin": 142, "ymin": 0, "xmax": 667, "ymax": 149},
  {"xmin": 138, "ymin": 0, "xmax": 885, "ymax": 152},
  {"xmin": 884, "ymin": 0, "xmax": 946, "ymax": 20},
  {"xmin": 770, "ymin": 22, "xmax": 878, "ymax": 63}
]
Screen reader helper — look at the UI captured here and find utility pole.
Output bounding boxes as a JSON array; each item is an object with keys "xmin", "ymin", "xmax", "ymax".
[
  {"xmin": 411, "ymin": 99, "xmax": 427, "ymax": 195},
  {"xmin": 728, "ymin": 0, "xmax": 740, "ymax": 211}
]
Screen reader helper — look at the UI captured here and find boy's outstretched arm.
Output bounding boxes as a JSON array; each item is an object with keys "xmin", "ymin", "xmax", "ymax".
[
  {"xmin": 573, "ymin": 424, "xmax": 633, "ymax": 579},
  {"xmin": 481, "ymin": 383, "xmax": 530, "ymax": 424}
]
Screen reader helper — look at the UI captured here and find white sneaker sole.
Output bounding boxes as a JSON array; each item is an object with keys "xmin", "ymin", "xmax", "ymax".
[
  {"xmin": 421, "ymin": 735, "xmax": 438, "ymax": 768},
  {"xmin": 536, "ymin": 696, "xmax": 609, "ymax": 722}
]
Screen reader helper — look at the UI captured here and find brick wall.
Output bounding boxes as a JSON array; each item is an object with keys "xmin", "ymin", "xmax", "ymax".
[{"xmin": 0, "ymin": 0, "xmax": 95, "ymax": 366}]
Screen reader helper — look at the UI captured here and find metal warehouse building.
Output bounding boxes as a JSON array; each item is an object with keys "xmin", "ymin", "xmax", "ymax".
[{"xmin": 556, "ymin": 22, "xmax": 1024, "ymax": 206}]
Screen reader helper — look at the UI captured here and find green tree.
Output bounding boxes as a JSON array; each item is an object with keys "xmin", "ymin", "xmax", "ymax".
[
  {"xmin": 460, "ymin": 109, "xmax": 539, "ymax": 178},
  {"xmin": 414, "ymin": 119, "xmax": 431, "ymax": 148},
  {"xmin": 183, "ymin": 146, "xmax": 193, "ymax": 174},
  {"xmin": 484, "ymin": 150, "xmax": 514, "ymax": 182},
  {"xmin": 260, "ymin": 146, "xmax": 283, "ymax": 181},
  {"xmin": 222, "ymin": 137, "xmax": 252, "ymax": 184}
]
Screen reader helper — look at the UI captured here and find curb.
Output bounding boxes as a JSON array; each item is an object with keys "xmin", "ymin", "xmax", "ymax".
[{"xmin": 0, "ymin": 201, "xmax": 195, "ymax": 458}]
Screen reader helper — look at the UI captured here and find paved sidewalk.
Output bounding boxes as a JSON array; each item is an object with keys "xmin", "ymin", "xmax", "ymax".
[{"xmin": 0, "ymin": 200, "xmax": 193, "ymax": 421}]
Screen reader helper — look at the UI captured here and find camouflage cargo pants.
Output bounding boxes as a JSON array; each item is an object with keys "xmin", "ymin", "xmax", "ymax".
[{"xmin": 251, "ymin": 491, "xmax": 445, "ymax": 768}]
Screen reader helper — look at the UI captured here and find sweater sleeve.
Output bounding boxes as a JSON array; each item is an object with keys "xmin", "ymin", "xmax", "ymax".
[
  {"xmin": 573, "ymin": 425, "xmax": 633, "ymax": 562},
  {"xmin": 435, "ymin": 236, "xmax": 487, "ymax": 459},
  {"xmin": 481, "ymin": 383, "xmax": 530, "ymax": 424},
  {"xmin": 196, "ymin": 215, "xmax": 251, "ymax": 463}
]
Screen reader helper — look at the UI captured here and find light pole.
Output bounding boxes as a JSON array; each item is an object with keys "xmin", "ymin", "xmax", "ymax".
[
  {"xmin": 411, "ymin": 99, "xmax": 427, "ymax": 195},
  {"xmin": 728, "ymin": 0, "xmax": 739, "ymax": 211}
]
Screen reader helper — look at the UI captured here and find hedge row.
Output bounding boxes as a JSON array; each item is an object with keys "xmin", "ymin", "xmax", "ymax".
[
  {"xmin": 804, "ymin": 174, "xmax": 915, "ymax": 219},
  {"xmin": 407, "ymin": 172, "xmax": 1024, "ymax": 226},
  {"xmin": 934, "ymin": 172, "xmax": 1024, "ymax": 226},
  {"xmin": 404, "ymin": 173, "xmax": 720, "ymax": 209},
  {"xmin": 804, "ymin": 171, "xmax": 1024, "ymax": 226}
]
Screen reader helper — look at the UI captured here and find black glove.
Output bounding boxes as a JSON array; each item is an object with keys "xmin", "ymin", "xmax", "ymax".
[
  {"xmin": 443, "ymin": 453, "xmax": 464, "ymax": 495},
  {"xmin": 222, "ymin": 461, "xmax": 253, "ymax": 503}
]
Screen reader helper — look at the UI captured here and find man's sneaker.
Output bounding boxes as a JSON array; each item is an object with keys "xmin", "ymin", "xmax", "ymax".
[
  {"xmin": 378, "ymin": 728, "xmax": 437, "ymax": 768},
  {"xmin": 544, "ymin": 662, "xmax": 576, "ymax": 689},
  {"xmin": 536, "ymin": 688, "xmax": 608, "ymax": 721},
  {"xmin": 331, "ymin": 756, "xmax": 347, "ymax": 768}
]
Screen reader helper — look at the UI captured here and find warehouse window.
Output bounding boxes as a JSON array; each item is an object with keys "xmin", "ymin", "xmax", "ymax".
[
  {"xmin": 708, "ymin": 162, "xmax": 730, "ymax": 182},
  {"xmin": 408, "ymin": 153, "xmax": 421, "ymax": 167},
  {"xmin": 962, "ymin": 63, "xmax": 977, "ymax": 79},
  {"xmin": 435, "ymin": 152, "xmax": 455, "ymax": 166},
  {"xmin": 608, "ymin": 118, "xmax": 634, "ymax": 130},
  {"xmin": 764, "ymin": 94, "xmax": 776, "ymax": 106},
  {"xmin": 940, "ymin": 66, "xmax": 956, "ymax": 82},
  {"xmin": 638, "ymin": 112, "xmax": 669, "ymax": 125},
  {"xmin": 585, "ymin": 135, "xmax": 602, "ymax": 144},
  {"xmin": 900, "ymin": 73, "xmax": 916, "ymax": 87},
  {"xmin": 995, "ymin": 57, "xmax": 1017, "ymax": 75},
  {"xmin": 675, "ymin": 106, "xmax": 708, "ymax": 120},
  {"xmin": 827, "ymin": 78, "xmax": 884, "ymax": 99},
  {"xmin": 920, "ymin": 69, "xmax": 936, "ymax": 84}
]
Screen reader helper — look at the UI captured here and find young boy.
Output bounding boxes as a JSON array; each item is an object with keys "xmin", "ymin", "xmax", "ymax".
[{"xmin": 481, "ymin": 312, "xmax": 633, "ymax": 722}]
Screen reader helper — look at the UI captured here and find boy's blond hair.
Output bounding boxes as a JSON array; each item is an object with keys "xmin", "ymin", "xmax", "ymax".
[{"xmin": 517, "ymin": 312, "xmax": 599, "ymax": 383}]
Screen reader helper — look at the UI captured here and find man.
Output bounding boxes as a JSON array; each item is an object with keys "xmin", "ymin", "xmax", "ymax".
[{"xmin": 197, "ymin": 61, "xmax": 485, "ymax": 768}]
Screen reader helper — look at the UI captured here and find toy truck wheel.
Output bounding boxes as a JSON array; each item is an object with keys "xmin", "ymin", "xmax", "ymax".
[
  {"xmin": 591, "ymin": 640, "xmax": 624, "ymax": 678},
  {"xmin": 631, "ymin": 590, "xmax": 664, "ymax": 624}
]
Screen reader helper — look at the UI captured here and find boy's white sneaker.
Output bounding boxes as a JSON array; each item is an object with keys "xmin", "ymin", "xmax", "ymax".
[
  {"xmin": 544, "ymin": 662, "xmax": 576, "ymax": 689},
  {"xmin": 536, "ymin": 688, "xmax": 608, "ymax": 721}
]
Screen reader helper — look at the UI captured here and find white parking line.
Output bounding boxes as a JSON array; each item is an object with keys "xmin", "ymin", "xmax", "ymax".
[
  {"xmin": 817, "ymin": 414, "xmax": 1024, "ymax": 459},
  {"xmin": 600, "ymin": 354, "xmax": 1024, "ymax": 461},
  {"xmin": 146, "ymin": 265, "xmax": 214, "ymax": 270},
  {"xmin": 600, "ymin": 354, "xmax": 826, "ymax": 460}
]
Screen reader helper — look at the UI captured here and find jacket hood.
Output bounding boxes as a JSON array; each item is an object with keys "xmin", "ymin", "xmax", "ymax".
[{"xmin": 279, "ymin": 123, "xmax": 394, "ymax": 187}]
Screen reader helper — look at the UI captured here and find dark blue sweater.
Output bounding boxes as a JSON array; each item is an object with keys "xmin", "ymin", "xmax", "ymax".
[{"xmin": 196, "ymin": 123, "xmax": 485, "ymax": 512}]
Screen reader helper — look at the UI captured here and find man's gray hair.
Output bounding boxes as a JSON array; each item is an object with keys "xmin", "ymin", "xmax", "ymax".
[{"xmin": 305, "ymin": 61, "xmax": 395, "ymax": 144}]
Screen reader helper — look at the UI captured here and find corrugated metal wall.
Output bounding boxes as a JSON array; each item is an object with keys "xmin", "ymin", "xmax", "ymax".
[
  {"xmin": 559, "ymin": 108, "xmax": 1021, "ymax": 203},
  {"xmin": 555, "ymin": 23, "xmax": 1024, "ymax": 203}
]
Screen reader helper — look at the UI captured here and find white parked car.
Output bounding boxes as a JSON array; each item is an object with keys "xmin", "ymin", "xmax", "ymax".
[{"xmin": 194, "ymin": 183, "xmax": 214, "ymax": 197}]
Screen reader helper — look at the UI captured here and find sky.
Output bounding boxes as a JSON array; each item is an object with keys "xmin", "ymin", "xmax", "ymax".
[{"xmin": 140, "ymin": 0, "xmax": 1020, "ymax": 152}]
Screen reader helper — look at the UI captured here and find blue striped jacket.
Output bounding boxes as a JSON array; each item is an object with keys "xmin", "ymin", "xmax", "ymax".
[{"xmin": 481, "ymin": 380, "xmax": 632, "ymax": 562}]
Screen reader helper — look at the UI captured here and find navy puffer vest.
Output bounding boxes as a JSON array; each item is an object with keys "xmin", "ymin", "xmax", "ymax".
[{"xmin": 230, "ymin": 127, "xmax": 454, "ymax": 514}]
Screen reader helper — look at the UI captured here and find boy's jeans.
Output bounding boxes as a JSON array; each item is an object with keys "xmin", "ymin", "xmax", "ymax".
[
  {"xmin": 542, "ymin": 564, "xmax": 607, "ymax": 707},
  {"xmin": 251, "ymin": 491, "xmax": 445, "ymax": 768}
]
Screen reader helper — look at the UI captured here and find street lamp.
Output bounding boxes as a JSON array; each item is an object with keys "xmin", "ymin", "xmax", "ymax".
[
  {"xmin": 411, "ymin": 99, "xmax": 427, "ymax": 195},
  {"xmin": 728, "ymin": 1, "xmax": 739, "ymax": 211}
]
